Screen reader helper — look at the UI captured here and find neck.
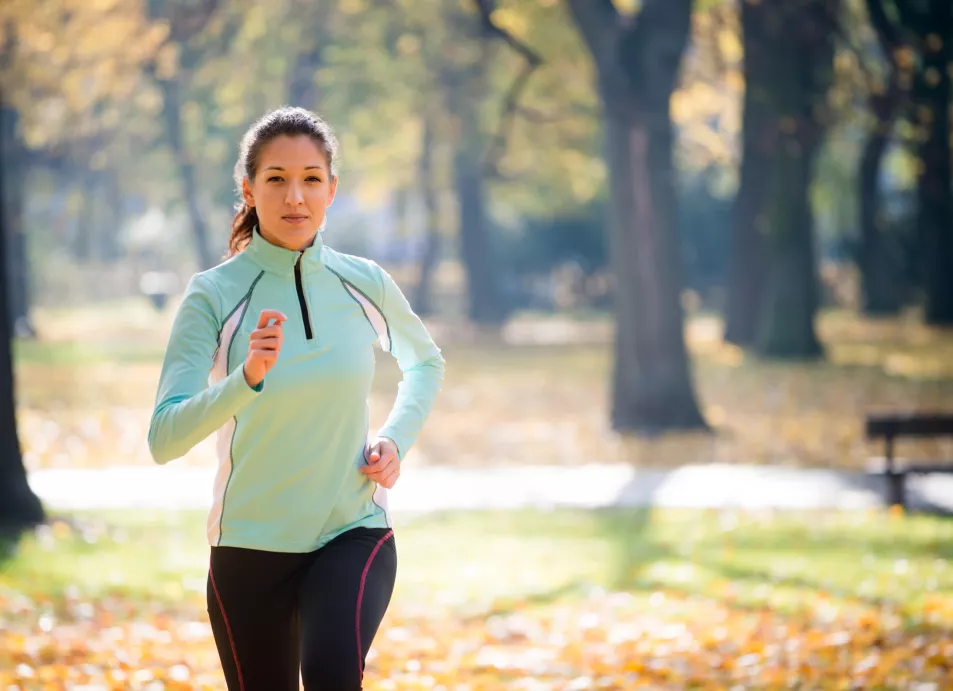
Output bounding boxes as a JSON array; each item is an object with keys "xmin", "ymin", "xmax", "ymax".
[{"xmin": 258, "ymin": 225, "xmax": 318, "ymax": 252}]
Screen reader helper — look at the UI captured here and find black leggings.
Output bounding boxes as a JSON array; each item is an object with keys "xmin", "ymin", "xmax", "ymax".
[{"xmin": 206, "ymin": 527, "xmax": 397, "ymax": 691}]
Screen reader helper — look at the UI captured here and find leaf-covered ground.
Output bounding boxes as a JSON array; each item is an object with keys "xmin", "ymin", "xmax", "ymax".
[
  {"xmin": 2, "ymin": 508, "xmax": 952, "ymax": 689},
  {"xmin": 15, "ymin": 303, "xmax": 953, "ymax": 473}
]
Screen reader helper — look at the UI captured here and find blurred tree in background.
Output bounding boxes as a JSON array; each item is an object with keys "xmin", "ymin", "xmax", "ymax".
[
  {"xmin": 0, "ymin": 88, "xmax": 43, "ymax": 534},
  {"xmin": 0, "ymin": 0, "xmax": 948, "ymax": 453},
  {"xmin": 565, "ymin": 0, "xmax": 707, "ymax": 432}
]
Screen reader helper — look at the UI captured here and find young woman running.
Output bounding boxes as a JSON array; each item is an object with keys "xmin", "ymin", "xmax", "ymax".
[{"xmin": 147, "ymin": 106, "xmax": 445, "ymax": 690}]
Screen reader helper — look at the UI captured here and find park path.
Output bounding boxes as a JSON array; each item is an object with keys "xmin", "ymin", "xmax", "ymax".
[{"xmin": 27, "ymin": 463, "xmax": 953, "ymax": 514}]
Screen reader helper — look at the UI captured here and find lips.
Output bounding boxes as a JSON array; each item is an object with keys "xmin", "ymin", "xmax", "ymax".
[{"xmin": 283, "ymin": 215, "xmax": 309, "ymax": 222}]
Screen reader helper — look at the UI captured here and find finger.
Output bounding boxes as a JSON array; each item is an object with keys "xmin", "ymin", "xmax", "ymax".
[
  {"xmin": 360, "ymin": 461, "xmax": 385, "ymax": 475},
  {"xmin": 249, "ymin": 341, "xmax": 281, "ymax": 354},
  {"xmin": 368, "ymin": 452, "xmax": 395, "ymax": 471},
  {"xmin": 367, "ymin": 442, "xmax": 381, "ymax": 464},
  {"xmin": 250, "ymin": 335, "xmax": 283, "ymax": 349},
  {"xmin": 257, "ymin": 309, "xmax": 288, "ymax": 329},
  {"xmin": 381, "ymin": 466, "xmax": 400, "ymax": 487},
  {"xmin": 360, "ymin": 458, "xmax": 391, "ymax": 477},
  {"xmin": 251, "ymin": 325, "xmax": 284, "ymax": 340},
  {"xmin": 378, "ymin": 447, "xmax": 398, "ymax": 464}
]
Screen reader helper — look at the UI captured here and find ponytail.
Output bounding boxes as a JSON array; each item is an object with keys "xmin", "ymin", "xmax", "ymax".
[{"xmin": 228, "ymin": 203, "xmax": 258, "ymax": 257}]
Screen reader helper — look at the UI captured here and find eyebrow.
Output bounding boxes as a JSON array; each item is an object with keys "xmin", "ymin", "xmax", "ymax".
[{"xmin": 263, "ymin": 165, "xmax": 325, "ymax": 171}]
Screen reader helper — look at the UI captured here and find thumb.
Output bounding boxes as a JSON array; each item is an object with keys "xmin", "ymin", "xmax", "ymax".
[{"xmin": 367, "ymin": 441, "xmax": 381, "ymax": 464}]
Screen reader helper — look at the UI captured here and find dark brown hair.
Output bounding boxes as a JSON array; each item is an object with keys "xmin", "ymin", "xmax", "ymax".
[{"xmin": 228, "ymin": 106, "xmax": 339, "ymax": 257}]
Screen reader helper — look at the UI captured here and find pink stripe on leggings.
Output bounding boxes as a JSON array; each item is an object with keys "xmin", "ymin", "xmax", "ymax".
[
  {"xmin": 356, "ymin": 529, "xmax": 394, "ymax": 681},
  {"xmin": 209, "ymin": 563, "xmax": 245, "ymax": 691}
]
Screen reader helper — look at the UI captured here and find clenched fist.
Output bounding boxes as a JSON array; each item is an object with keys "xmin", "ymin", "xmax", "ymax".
[
  {"xmin": 360, "ymin": 437, "xmax": 401, "ymax": 488},
  {"xmin": 243, "ymin": 309, "xmax": 287, "ymax": 388}
]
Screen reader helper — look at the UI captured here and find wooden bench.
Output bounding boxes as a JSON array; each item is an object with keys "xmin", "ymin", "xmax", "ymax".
[{"xmin": 865, "ymin": 413, "xmax": 953, "ymax": 509}]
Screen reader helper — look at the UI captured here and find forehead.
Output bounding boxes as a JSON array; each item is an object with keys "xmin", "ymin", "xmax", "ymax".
[{"xmin": 257, "ymin": 135, "xmax": 328, "ymax": 169}]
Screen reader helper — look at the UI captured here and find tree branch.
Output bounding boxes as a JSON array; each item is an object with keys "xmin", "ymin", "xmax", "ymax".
[
  {"xmin": 866, "ymin": 0, "xmax": 903, "ymax": 57},
  {"xmin": 474, "ymin": 0, "xmax": 543, "ymax": 66},
  {"xmin": 472, "ymin": 0, "xmax": 545, "ymax": 177},
  {"xmin": 564, "ymin": 0, "xmax": 620, "ymax": 68}
]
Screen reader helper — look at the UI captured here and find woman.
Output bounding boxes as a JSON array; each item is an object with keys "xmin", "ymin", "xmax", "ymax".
[{"xmin": 147, "ymin": 106, "xmax": 445, "ymax": 690}]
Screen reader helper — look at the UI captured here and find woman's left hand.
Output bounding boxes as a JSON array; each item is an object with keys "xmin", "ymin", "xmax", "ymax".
[{"xmin": 360, "ymin": 437, "xmax": 401, "ymax": 488}]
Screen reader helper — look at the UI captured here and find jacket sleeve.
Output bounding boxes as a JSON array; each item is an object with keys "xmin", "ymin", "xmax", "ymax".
[
  {"xmin": 148, "ymin": 273, "xmax": 263, "ymax": 464},
  {"xmin": 373, "ymin": 264, "xmax": 445, "ymax": 459}
]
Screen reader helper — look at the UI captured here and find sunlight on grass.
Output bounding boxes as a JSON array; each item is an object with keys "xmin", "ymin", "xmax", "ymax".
[
  {"xmin": 5, "ymin": 507, "xmax": 950, "ymax": 618},
  {"xmin": 3, "ymin": 508, "xmax": 952, "ymax": 688}
]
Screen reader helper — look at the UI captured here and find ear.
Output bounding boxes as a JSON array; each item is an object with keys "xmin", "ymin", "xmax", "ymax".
[
  {"xmin": 327, "ymin": 175, "xmax": 338, "ymax": 207},
  {"xmin": 241, "ymin": 177, "xmax": 255, "ymax": 207}
]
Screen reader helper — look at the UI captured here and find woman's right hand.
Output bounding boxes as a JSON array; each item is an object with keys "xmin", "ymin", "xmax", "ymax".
[{"xmin": 243, "ymin": 309, "xmax": 288, "ymax": 387}]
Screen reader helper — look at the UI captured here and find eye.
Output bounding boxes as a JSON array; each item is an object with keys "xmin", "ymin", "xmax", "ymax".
[
  {"xmin": 306, "ymin": 176, "xmax": 321, "ymax": 183},
  {"xmin": 267, "ymin": 176, "xmax": 284, "ymax": 183}
]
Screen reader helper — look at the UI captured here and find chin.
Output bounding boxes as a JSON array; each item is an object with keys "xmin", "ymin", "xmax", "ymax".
[{"xmin": 281, "ymin": 221, "xmax": 319, "ymax": 234}]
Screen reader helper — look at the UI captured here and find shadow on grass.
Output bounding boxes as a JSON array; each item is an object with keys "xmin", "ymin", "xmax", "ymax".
[
  {"xmin": 581, "ymin": 506, "xmax": 953, "ymax": 627},
  {"xmin": 463, "ymin": 580, "xmax": 593, "ymax": 622}
]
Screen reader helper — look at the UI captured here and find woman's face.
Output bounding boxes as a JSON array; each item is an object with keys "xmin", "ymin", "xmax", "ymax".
[{"xmin": 242, "ymin": 134, "xmax": 337, "ymax": 251}]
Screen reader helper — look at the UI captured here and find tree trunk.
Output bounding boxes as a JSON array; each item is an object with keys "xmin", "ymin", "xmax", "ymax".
[
  {"xmin": 566, "ymin": 0, "xmax": 707, "ymax": 434},
  {"xmin": 724, "ymin": 0, "xmax": 771, "ymax": 346},
  {"xmin": 159, "ymin": 77, "xmax": 215, "ymax": 270},
  {"xmin": 289, "ymin": 47, "xmax": 322, "ymax": 107},
  {"xmin": 413, "ymin": 113, "xmax": 441, "ymax": 316},
  {"xmin": 73, "ymin": 173, "xmax": 94, "ymax": 262},
  {"xmin": 605, "ymin": 109, "xmax": 707, "ymax": 432},
  {"xmin": 919, "ymin": 0, "xmax": 953, "ymax": 325},
  {"xmin": 756, "ymin": 133, "xmax": 824, "ymax": 356},
  {"xmin": 753, "ymin": 0, "xmax": 836, "ymax": 359},
  {"xmin": 0, "ymin": 118, "xmax": 45, "ymax": 536},
  {"xmin": 858, "ymin": 0, "xmax": 905, "ymax": 316},
  {"xmin": 287, "ymin": 1, "xmax": 332, "ymax": 108},
  {"xmin": 145, "ymin": 0, "xmax": 220, "ymax": 270},
  {"xmin": 0, "ymin": 106, "xmax": 33, "ymax": 339},
  {"xmin": 101, "ymin": 172, "xmax": 124, "ymax": 262},
  {"xmin": 858, "ymin": 102, "xmax": 902, "ymax": 315},
  {"xmin": 454, "ymin": 141, "xmax": 505, "ymax": 324},
  {"xmin": 447, "ymin": 28, "xmax": 507, "ymax": 325}
]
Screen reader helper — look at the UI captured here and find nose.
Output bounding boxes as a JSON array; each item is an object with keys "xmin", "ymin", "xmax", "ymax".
[{"xmin": 285, "ymin": 181, "xmax": 304, "ymax": 206}]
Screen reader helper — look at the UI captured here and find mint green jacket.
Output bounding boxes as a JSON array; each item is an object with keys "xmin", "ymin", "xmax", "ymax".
[{"xmin": 148, "ymin": 229, "xmax": 444, "ymax": 552}]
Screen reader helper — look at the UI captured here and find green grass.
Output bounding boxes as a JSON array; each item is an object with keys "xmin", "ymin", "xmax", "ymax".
[
  {"xmin": 14, "ymin": 339, "xmax": 166, "ymax": 366},
  {"xmin": 3, "ymin": 508, "xmax": 952, "ymax": 624}
]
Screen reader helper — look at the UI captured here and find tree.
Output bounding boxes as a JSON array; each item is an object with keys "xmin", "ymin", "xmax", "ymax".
[
  {"xmin": 857, "ymin": 0, "xmax": 908, "ymax": 315},
  {"xmin": 286, "ymin": 0, "xmax": 338, "ymax": 109},
  {"xmin": 146, "ymin": 0, "xmax": 224, "ymax": 271},
  {"xmin": 724, "ymin": 0, "xmax": 770, "ymax": 345},
  {"xmin": 442, "ymin": 1, "xmax": 546, "ymax": 325},
  {"xmin": 412, "ymin": 108, "xmax": 443, "ymax": 316},
  {"xmin": 323, "ymin": 0, "xmax": 549, "ymax": 324},
  {"xmin": 1, "ymin": 0, "xmax": 169, "ymax": 314},
  {"xmin": 0, "ymin": 106, "xmax": 44, "ymax": 536},
  {"xmin": 565, "ymin": 0, "xmax": 708, "ymax": 433},
  {"xmin": 752, "ymin": 0, "xmax": 840, "ymax": 359},
  {"xmin": 0, "ymin": 77, "xmax": 30, "ymax": 337},
  {"xmin": 898, "ymin": 0, "xmax": 953, "ymax": 325}
]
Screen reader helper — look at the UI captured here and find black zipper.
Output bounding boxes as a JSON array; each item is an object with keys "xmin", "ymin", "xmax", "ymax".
[{"xmin": 294, "ymin": 254, "xmax": 314, "ymax": 340}]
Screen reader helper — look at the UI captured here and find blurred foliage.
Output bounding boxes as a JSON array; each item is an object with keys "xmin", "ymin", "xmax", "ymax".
[
  {"xmin": 0, "ymin": 0, "xmax": 168, "ymax": 155},
  {"xmin": 1, "ymin": 0, "xmax": 800, "ymax": 282},
  {"xmin": 0, "ymin": 0, "xmax": 932, "ymax": 297}
]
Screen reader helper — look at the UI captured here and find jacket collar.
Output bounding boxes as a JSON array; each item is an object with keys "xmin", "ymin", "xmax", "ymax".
[{"xmin": 244, "ymin": 226, "xmax": 326, "ymax": 274}]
